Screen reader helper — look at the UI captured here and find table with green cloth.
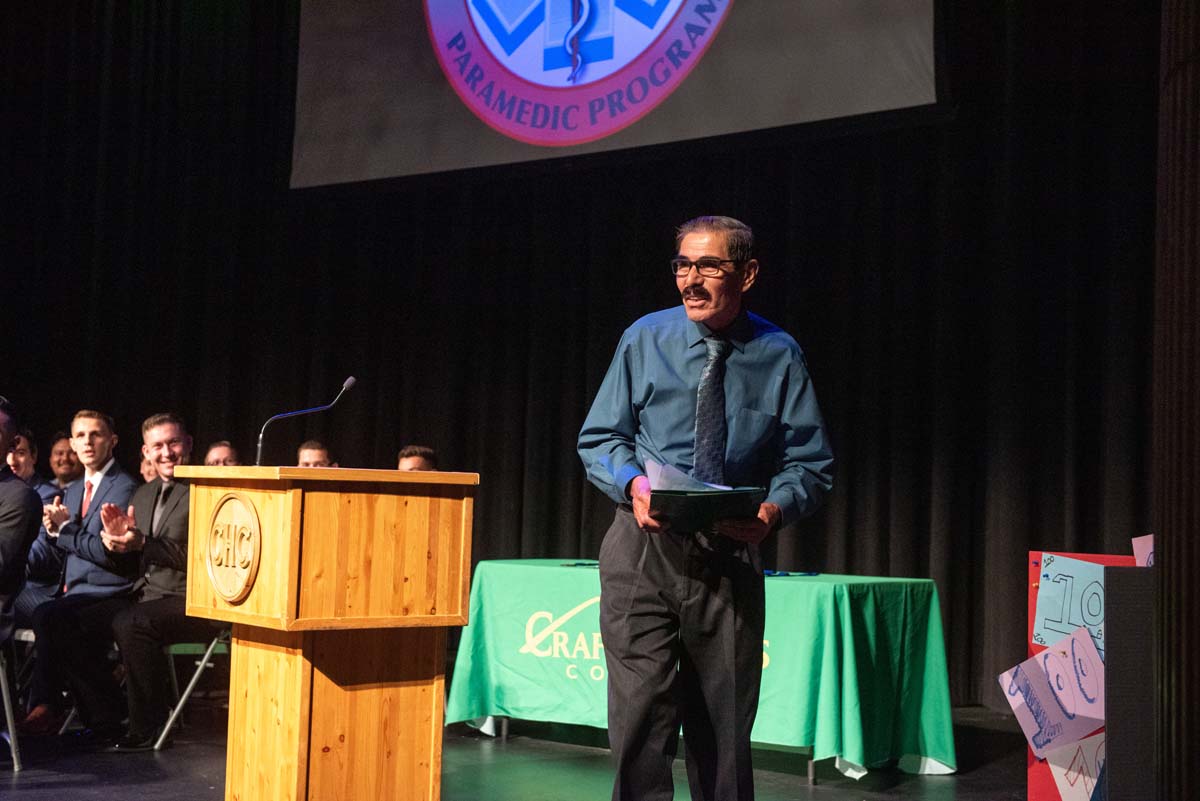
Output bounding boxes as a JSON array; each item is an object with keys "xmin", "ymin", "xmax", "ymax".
[{"xmin": 445, "ymin": 559, "xmax": 956, "ymax": 776}]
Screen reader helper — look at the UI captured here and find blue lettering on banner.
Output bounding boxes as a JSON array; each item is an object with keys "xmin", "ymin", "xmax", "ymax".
[
  {"xmin": 693, "ymin": 0, "xmax": 719, "ymax": 26},
  {"xmin": 444, "ymin": 31, "xmax": 584, "ymax": 133},
  {"xmin": 437, "ymin": 0, "xmax": 732, "ymax": 142}
]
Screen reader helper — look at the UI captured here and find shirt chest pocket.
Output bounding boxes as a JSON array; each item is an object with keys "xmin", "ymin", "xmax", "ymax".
[{"xmin": 727, "ymin": 407, "xmax": 778, "ymax": 464}]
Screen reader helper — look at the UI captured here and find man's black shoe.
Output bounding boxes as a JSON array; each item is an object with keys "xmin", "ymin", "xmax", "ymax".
[
  {"xmin": 108, "ymin": 729, "xmax": 170, "ymax": 753},
  {"xmin": 69, "ymin": 724, "xmax": 123, "ymax": 750}
]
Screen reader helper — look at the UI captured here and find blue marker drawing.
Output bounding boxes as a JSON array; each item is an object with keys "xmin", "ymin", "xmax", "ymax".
[{"xmin": 1032, "ymin": 553, "xmax": 1108, "ymax": 656}]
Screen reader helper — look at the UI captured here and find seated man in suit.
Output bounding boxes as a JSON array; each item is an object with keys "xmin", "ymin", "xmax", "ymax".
[
  {"xmin": 51, "ymin": 412, "xmax": 222, "ymax": 750},
  {"xmin": 396, "ymin": 445, "xmax": 438, "ymax": 471},
  {"xmin": 202, "ymin": 440, "xmax": 239, "ymax": 466},
  {"xmin": 138, "ymin": 455, "xmax": 157, "ymax": 484},
  {"xmin": 297, "ymin": 439, "xmax": 337, "ymax": 467},
  {"xmin": 19, "ymin": 409, "xmax": 139, "ymax": 736},
  {"xmin": 47, "ymin": 431, "xmax": 83, "ymax": 493},
  {"xmin": 7, "ymin": 429, "xmax": 60, "ymax": 506},
  {"xmin": 9, "ymin": 428, "xmax": 65, "ymax": 630},
  {"xmin": 0, "ymin": 398, "xmax": 42, "ymax": 648}
]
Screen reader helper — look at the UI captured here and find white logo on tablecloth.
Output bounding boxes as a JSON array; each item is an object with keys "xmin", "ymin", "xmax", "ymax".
[{"xmin": 522, "ymin": 596, "xmax": 606, "ymax": 680}]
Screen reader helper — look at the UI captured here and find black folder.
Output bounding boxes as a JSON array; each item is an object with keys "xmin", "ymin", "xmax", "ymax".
[{"xmin": 649, "ymin": 487, "xmax": 766, "ymax": 532}]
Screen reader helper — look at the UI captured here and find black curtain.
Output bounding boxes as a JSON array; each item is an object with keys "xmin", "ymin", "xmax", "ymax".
[{"xmin": 4, "ymin": 2, "xmax": 1159, "ymax": 709}]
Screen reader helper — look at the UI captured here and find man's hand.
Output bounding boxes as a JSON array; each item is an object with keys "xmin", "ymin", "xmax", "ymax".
[
  {"xmin": 43, "ymin": 495, "xmax": 69, "ymax": 537},
  {"xmin": 629, "ymin": 476, "xmax": 670, "ymax": 533},
  {"xmin": 100, "ymin": 503, "xmax": 145, "ymax": 553},
  {"xmin": 715, "ymin": 502, "xmax": 782, "ymax": 546}
]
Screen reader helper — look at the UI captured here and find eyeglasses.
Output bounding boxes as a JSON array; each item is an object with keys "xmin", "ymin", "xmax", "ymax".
[{"xmin": 669, "ymin": 257, "xmax": 741, "ymax": 277}]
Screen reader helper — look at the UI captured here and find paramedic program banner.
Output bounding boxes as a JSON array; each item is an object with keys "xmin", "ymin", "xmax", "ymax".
[{"xmin": 292, "ymin": 0, "xmax": 937, "ymax": 187}]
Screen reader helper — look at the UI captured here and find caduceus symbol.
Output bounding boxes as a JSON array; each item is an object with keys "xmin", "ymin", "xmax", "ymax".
[{"xmin": 563, "ymin": 0, "xmax": 591, "ymax": 83}]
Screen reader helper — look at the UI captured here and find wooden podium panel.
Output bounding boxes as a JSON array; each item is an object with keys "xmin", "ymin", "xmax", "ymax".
[
  {"xmin": 226, "ymin": 627, "xmax": 312, "ymax": 801},
  {"xmin": 179, "ymin": 467, "xmax": 475, "ymax": 631},
  {"xmin": 307, "ymin": 627, "xmax": 446, "ymax": 801},
  {"xmin": 296, "ymin": 484, "xmax": 471, "ymax": 627},
  {"xmin": 227, "ymin": 625, "xmax": 446, "ymax": 801},
  {"xmin": 176, "ymin": 466, "xmax": 476, "ymax": 801}
]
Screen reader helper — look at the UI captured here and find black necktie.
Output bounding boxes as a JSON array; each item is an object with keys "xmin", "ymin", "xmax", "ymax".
[
  {"xmin": 151, "ymin": 482, "xmax": 172, "ymax": 536},
  {"xmin": 693, "ymin": 336, "xmax": 733, "ymax": 485}
]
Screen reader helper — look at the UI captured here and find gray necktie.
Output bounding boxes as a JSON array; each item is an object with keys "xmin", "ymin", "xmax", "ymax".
[
  {"xmin": 693, "ymin": 336, "xmax": 733, "ymax": 485},
  {"xmin": 151, "ymin": 482, "xmax": 172, "ymax": 536}
]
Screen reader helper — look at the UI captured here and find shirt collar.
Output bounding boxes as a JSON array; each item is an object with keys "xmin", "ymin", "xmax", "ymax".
[
  {"xmin": 684, "ymin": 308, "xmax": 753, "ymax": 353},
  {"xmin": 85, "ymin": 457, "xmax": 116, "ymax": 485}
]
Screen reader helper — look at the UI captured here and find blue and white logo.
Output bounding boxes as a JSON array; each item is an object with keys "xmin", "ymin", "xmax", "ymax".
[
  {"xmin": 427, "ymin": 1, "xmax": 735, "ymax": 145},
  {"xmin": 469, "ymin": 0, "xmax": 682, "ymax": 86}
]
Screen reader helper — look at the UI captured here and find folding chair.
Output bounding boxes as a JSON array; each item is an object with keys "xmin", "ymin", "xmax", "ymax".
[
  {"xmin": 9, "ymin": 629, "xmax": 76, "ymax": 736},
  {"xmin": 1, "ymin": 645, "xmax": 21, "ymax": 771},
  {"xmin": 10, "ymin": 629, "xmax": 35, "ymax": 704},
  {"xmin": 155, "ymin": 629, "xmax": 230, "ymax": 750}
]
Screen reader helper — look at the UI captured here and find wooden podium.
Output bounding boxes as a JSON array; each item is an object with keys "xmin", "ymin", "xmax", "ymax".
[{"xmin": 175, "ymin": 466, "xmax": 478, "ymax": 801}]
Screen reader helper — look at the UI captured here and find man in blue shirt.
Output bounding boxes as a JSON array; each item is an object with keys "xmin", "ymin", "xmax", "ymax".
[{"xmin": 578, "ymin": 216, "xmax": 834, "ymax": 801}]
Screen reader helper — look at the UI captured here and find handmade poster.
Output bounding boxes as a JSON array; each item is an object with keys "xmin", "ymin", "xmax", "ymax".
[
  {"xmin": 1132, "ymin": 533, "xmax": 1154, "ymax": 567},
  {"xmin": 1026, "ymin": 551, "xmax": 1132, "ymax": 801},
  {"xmin": 1045, "ymin": 731, "xmax": 1106, "ymax": 801},
  {"xmin": 999, "ymin": 627, "xmax": 1105, "ymax": 759},
  {"xmin": 1033, "ymin": 553, "xmax": 1108, "ymax": 657}
]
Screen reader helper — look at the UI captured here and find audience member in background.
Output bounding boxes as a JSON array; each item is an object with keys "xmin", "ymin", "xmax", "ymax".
[
  {"xmin": 10, "ymin": 428, "xmax": 65, "ymax": 631},
  {"xmin": 47, "ymin": 431, "xmax": 83, "ymax": 491},
  {"xmin": 19, "ymin": 409, "xmax": 139, "ymax": 738},
  {"xmin": 203, "ymin": 440, "xmax": 240, "ymax": 466},
  {"xmin": 297, "ymin": 439, "xmax": 336, "ymax": 467},
  {"xmin": 138, "ymin": 455, "xmax": 157, "ymax": 483},
  {"xmin": 1, "ymin": 397, "xmax": 42, "ymax": 646},
  {"xmin": 8, "ymin": 428, "xmax": 59, "ymax": 505},
  {"xmin": 397, "ymin": 445, "xmax": 438, "ymax": 471},
  {"xmin": 50, "ymin": 413, "xmax": 222, "ymax": 750}
]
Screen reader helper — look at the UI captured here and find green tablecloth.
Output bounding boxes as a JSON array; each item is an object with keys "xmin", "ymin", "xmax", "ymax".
[{"xmin": 446, "ymin": 559, "xmax": 956, "ymax": 772}]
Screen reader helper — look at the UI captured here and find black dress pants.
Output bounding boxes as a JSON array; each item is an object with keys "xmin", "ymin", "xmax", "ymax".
[
  {"xmin": 35, "ymin": 593, "xmax": 134, "ymax": 725},
  {"xmin": 110, "ymin": 595, "xmax": 224, "ymax": 736},
  {"xmin": 599, "ymin": 506, "xmax": 765, "ymax": 801}
]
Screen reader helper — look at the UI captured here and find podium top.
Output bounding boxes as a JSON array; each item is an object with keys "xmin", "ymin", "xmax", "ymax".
[{"xmin": 174, "ymin": 465, "xmax": 479, "ymax": 486}]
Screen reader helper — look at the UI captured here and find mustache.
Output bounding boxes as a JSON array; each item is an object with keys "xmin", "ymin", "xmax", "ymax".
[{"xmin": 682, "ymin": 287, "xmax": 711, "ymax": 301}]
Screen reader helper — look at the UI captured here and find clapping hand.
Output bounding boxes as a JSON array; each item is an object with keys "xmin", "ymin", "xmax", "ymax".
[
  {"xmin": 101, "ymin": 503, "xmax": 145, "ymax": 552},
  {"xmin": 43, "ymin": 495, "xmax": 69, "ymax": 537}
]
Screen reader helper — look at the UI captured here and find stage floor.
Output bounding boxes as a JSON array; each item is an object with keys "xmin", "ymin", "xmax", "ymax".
[{"xmin": 0, "ymin": 707, "xmax": 1025, "ymax": 800}]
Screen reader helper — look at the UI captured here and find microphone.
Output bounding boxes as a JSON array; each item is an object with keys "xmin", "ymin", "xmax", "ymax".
[{"xmin": 255, "ymin": 376, "xmax": 357, "ymax": 465}]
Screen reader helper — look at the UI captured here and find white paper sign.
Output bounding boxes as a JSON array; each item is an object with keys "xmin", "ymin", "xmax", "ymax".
[
  {"xmin": 1033, "ymin": 553, "xmax": 1108, "ymax": 657},
  {"xmin": 1046, "ymin": 731, "xmax": 1106, "ymax": 801},
  {"xmin": 999, "ymin": 627, "xmax": 1105, "ymax": 758}
]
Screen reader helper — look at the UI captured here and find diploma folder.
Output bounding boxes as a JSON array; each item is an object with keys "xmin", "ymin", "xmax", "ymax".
[{"xmin": 649, "ymin": 487, "xmax": 766, "ymax": 532}]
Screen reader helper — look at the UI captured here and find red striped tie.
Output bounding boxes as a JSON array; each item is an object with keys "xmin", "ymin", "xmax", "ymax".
[{"xmin": 81, "ymin": 480, "xmax": 94, "ymax": 517}]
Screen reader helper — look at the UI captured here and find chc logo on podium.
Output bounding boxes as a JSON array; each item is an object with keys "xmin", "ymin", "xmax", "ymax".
[
  {"xmin": 206, "ymin": 493, "xmax": 263, "ymax": 604},
  {"xmin": 424, "ymin": 0, "xmax": 735, "ymax": 145}
]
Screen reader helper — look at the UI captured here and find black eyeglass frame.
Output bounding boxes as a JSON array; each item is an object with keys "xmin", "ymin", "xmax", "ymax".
[{"xmin": 669, "ymin": 257, "xmax": 744, "ymax": 277}]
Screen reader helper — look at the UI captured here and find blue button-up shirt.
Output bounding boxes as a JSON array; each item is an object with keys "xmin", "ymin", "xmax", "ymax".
[{"xmin": 578, "ymin": 306, "xmax": 834, "ymax": 527}]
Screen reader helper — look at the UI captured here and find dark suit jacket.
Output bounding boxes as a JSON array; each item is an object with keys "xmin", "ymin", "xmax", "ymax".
[
  {"xmin": 23, "ymin": 475, "xmax": 66, "ymax": 584},
  {"xmin": 0, "ymin": 466, "xmax": 42, "ymax": 642},
  {"xmin": 54, "ymin": 461, "xmax": 139, "ymax": 596},
  {"xmin": 124, "ymin": 478, "xmax": 190, "ymax": 601}
]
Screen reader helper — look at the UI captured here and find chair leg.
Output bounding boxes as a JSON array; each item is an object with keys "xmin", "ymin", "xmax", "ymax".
[
  {"xmin": 166, "ymin": 651, "xmax": 181, "ymax": 702},
  {"xmin": 0, "ymin": 651, "xmax": 22, "ymax": 772},
  {"xmin": 163, "ymin": 650, "xmax": 183, "ymax": 733},
  {"xmin": 154, "ymin": 632, "xmax": 226, "ymax": 751},
  {"xmin": 57, "ymin": 706, "xmax": 77, "ymax": 736}
]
